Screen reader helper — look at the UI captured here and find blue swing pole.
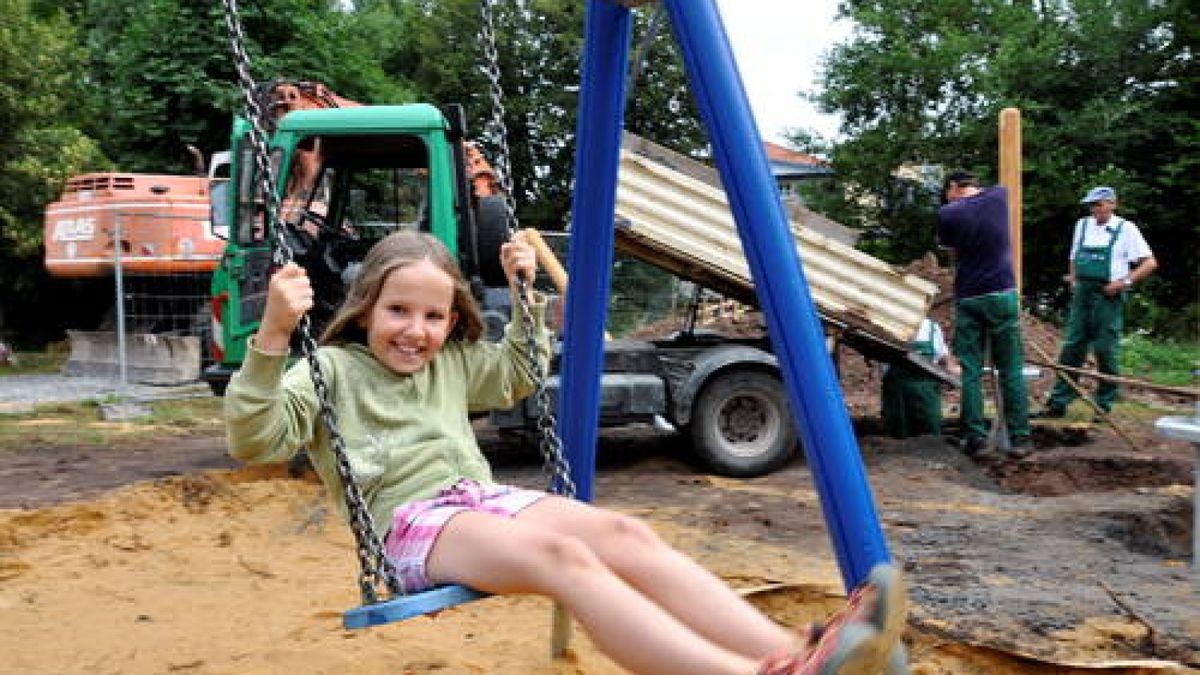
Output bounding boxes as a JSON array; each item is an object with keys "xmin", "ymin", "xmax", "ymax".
[
  {"xmin": 662, "ymin": 0, "xmax": 891, "ymax": 590},
  {"xmin": 557, "ymin": 0, "xmax": 632, "ymax": 504}
]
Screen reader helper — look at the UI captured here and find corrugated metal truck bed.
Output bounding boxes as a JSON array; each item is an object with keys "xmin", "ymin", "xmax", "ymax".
[{"xmin": 615, "ymin": 133, "xmax": 939, "ymax": 365}]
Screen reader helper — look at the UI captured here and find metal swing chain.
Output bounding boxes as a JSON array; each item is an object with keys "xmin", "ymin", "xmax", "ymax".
[
  {"xmin": 478, "ymin": 0, "xmax": 575, "ymax": 499},
  {"xmin": 220, "ymin": 0, "xmax": 402, "ymax": 605},
  {"xmin": 624, "ymin": 3, "xmax": 667, "ymax": 111}
]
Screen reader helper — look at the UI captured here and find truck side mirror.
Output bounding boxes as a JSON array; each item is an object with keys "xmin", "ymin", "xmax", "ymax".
[
  {"xmin": 209, "ymin": 180, "xmax": 230, "ymax": 240},
  {"xmin": 207, "ymin": 150, "xmax": 232, "ymax": 240},
  {"xmin": 442, "ymin": 104, "xmax": 466, "ymax": 141}
]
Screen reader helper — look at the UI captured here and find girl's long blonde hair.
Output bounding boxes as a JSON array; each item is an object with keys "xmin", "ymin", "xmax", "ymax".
[{"xmin": 320, "ymin": 231, "xmax": 485, "ymax": 345}]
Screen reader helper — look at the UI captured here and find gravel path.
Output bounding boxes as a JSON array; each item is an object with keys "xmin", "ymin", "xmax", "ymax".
[{"xmin": 0, "ymin": 374, "xmax": 212, "ymax": 411}]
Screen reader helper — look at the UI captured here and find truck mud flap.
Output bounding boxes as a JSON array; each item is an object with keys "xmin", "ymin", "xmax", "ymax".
[{"xmin": 65, "ymin": 330, "xmax": 201, "ymax": 385}]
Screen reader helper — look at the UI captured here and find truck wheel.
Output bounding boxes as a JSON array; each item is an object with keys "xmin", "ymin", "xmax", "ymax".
[
  {"xmin": 689, "ymin": 370, "xmax": 796, "ymax": 477},
  {"xmin": 206, "ymin": 379, "xmax": 228, "ymax": 397},
  {"xmin": 475, "ymin": 195, "xmax": 510, "ymax": 287},
  {"xmin": 190, "ymin": 305, "xmax": 214, "ymax": 370}
]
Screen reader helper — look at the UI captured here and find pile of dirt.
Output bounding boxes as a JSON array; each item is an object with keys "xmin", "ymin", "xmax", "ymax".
[
  {"xmin": 626, "ymin": 300, "xmax": 767, "ymax": 341},
  {"xmin": 629, "ymin": 254, "xmax": 1190, "ymax": 420},
  {"xmin": 899, "ymin": 255, "xmax": 1196, "ymax": 410},
  {"xmin": 902, "ymin": 253, "xmax": 1061, "ymax": 403}
]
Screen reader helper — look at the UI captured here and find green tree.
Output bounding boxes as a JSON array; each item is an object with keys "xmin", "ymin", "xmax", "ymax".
[
  {"xmin": 0, "ymin": 0, "xmax": 110, "ymax": 341},
  {"xmin": 805, "ymin": 0, "xmax": 1198, "ymax": 335},
  {"xmin": 0, "ymin": 0, "xmax": 108, "ymax": 257},
  {"xmin": 624, "ymin": 7, "xmax": 708, "ymax": 165},
  {"xmin": 383, "ymin": 0, "xmax": 705, "ymax": 232},
  {"xmin": 75, "ymin": 0, "xmax": 415, "ymax": 174}
]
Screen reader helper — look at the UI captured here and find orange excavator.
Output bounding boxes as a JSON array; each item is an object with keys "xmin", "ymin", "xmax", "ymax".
[
  {"xmin": 41, "ymin": 153, "xmax": 230, "ymax": 383},
  {"xmin": 43, "ymin": 171, "xmax": 225, "ymax": 278}
]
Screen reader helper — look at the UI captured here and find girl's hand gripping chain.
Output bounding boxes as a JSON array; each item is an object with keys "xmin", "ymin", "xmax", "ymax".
[
  {"xmin": 500, "ymin": 231, "xmax": 538, "ymax": 303},
  {"xmin": 255, "ymin": 263, "xmax": 315, "ymax": 354}
]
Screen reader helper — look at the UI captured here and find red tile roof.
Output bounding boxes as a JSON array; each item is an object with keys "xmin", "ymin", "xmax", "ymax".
[{"xmin": 763, "ymin": 141, "xmax": 827, "ymax": 167}]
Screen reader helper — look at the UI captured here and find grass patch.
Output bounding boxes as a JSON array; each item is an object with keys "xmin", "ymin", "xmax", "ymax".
[
  {"xmin": 0, "ymin": 347, "xmax": 69, "ymax": 376},
  {"xmin": 149, "ymin": 397, "xmax": 225, "ymax": 428},
  {"xmin": 1121, "ymin": 334, "xmax": 1200, "ymax": 387},
  {"xmin": 0, "ymin": 397, "xmax": 224, "ymax": 451},
  {"xmin": 1114, "ymin": 399, "xmax": 1193, "ymax": 421}
]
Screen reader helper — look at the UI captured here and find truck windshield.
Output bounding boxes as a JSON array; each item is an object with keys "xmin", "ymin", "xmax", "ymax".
[
  {"xmin": 235, "ymin": 132, "xmax": 432, "ymax": 247},
  {"xmin": 285, "ymin": 133, "xmax": 431, "ymax": 246},
  {"xmin": 341, "ymin": 167, "xmax": 428, "ymax": 237}
]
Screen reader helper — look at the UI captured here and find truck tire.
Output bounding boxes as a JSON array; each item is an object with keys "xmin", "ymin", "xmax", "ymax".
[
  {"xmin": 190, "ymin": 305, "xmax": 214, "ymax": 369},
  {"xmin": 475, "ymin": 195, "xmax": 510, "ymax": 287},
  {"xmin": 207, "ymin": 378, "xmax": 228, "ymax": 397},
  {"xmin": 688, "ymin": 369, "xmax": 796, "ymax": 477}
]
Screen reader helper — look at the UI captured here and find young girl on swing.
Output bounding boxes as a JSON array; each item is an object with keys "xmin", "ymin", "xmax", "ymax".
[{"xmin": 225, "ymin": 230, "xmax": 907, "ymax": 675}]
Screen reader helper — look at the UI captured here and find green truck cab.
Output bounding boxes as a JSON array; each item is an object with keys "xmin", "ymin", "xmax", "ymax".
[
  {"xmin": 203, "ymin": 103, "xmax": 506, "ymax": 394},
  {"xmin": 200, "ymin": 104, "xmax": 830, "ymax": 478}
]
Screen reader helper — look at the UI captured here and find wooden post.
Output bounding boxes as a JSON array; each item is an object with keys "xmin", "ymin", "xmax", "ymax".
[
  {"xmin": 522, "ymin": 228, "xmax": 569, "ymax": 295},
  {"xmin": 999, "ymin": 108, "xmax": 1023, "ymax": 295}
]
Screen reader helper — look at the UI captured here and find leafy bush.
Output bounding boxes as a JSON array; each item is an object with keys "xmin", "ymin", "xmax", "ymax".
[
  {"xmin": 1124, "ymin": 279, "xmax": 1199, "ymax": 341},
  {"xmin": 1121, "ymin": 333, "xmax": 1199, "ymax": 387}
]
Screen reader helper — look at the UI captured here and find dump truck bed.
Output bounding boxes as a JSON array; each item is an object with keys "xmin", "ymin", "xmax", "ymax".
[{"xmin": 615, "ymin": 134, "xmax": 938, "ymax": 363}]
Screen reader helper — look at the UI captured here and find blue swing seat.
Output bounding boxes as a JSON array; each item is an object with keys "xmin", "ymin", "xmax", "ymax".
[{"xmin": 343, "ymin": 584, "xmax": 488, "ymax": 629}]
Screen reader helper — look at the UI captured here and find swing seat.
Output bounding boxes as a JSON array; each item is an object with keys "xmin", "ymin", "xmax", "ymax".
[{"xmin": 343, "ymin": 584, "xmax": 488, "ymax": 629}]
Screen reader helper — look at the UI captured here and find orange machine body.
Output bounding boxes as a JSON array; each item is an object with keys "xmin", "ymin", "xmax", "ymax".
[{"xmin": 43, "ymin": 173, "xmax": 224, "ymax": 277}]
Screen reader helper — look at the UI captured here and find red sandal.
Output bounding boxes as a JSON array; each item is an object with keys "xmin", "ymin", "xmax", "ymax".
[
  {"xmin": 756, "ymin": 622, "xmax": 882, "ymax": 675},
  {"xmin": 757, "ymin": 563, "xmax": 908, "ymax": 675}
]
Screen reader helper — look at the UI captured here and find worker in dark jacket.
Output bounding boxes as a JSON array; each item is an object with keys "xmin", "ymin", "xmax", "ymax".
[{"xmin": 937, "ymin": 170, "xmax": 1031, "ymax": 458}]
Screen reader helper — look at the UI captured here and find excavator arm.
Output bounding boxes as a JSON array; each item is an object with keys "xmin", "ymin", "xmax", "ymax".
[
  {"xmin": 254, "ymin": 79, "xmax": 363, "ymax": 131},
  {"xmin": 258, "ymin": 79, "xmax": 503, "ymax": 205},
  {"xmin": 463, "ymin": 141, "xmax": 501, "ymax": 198}
]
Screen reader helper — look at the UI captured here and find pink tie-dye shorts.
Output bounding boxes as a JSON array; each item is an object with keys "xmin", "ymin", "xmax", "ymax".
[{"xmin": 383, "ymin": 479, "xmax": 545, "ymax": 592}]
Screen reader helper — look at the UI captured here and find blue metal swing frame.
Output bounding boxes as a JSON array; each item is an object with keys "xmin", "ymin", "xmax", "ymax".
[{"xmin": 343, "ymin": 0, "xmax": 891, "ymax": 630}]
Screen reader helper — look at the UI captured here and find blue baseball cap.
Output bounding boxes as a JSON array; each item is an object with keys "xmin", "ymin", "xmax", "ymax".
[{"xmin": 1081, "ymin": 186, "xmax": 1116, "ymax": 204}]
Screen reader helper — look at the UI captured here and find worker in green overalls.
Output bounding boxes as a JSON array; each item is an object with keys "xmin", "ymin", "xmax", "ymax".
[
  {"xmin": 1041, "ymin": 186, "xmax": 1157, "ymax": 416},
  {"xmin": 881, "ymin": 318, "xmax": 952, "ymax": 438}
]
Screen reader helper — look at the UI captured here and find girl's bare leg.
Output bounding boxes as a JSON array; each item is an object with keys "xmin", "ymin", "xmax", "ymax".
[
  {"xmin": 516, "ymin": 496, "xmax": 798, "ymax": 659},
  {"xmin": 426, "ymin": 510, "xmax": 759, "ymax": 675}
]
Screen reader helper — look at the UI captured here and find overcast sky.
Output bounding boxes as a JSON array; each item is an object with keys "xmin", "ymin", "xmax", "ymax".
[{"xmin": 712, "ymin": 0, "xmax": 851, "ymax": 145}]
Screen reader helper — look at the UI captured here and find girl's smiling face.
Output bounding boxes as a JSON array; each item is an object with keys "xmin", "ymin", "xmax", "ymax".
[{"xmin": 360, "ymin": 258, "xmax": 458, "ymax": 375}]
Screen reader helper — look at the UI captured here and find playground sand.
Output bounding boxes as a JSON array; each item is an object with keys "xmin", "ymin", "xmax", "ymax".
[{"xmin": 1, "ymin": 424, "xmax": 1195, "ymax": 675}]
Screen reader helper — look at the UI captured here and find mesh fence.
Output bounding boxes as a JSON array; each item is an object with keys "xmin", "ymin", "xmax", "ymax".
[
  {"xmin": 71, "ymin": 225, "xmax": 743, "ymax": 388},
  {"xmin": 535, "ymin": 232, "xmax": 733, "ymax": 338},
  {"xmin": 606, "ymin": 254, "xmax": 693, "ymax": 337},
  {"xmin": 63, "ymin": 211, "xmax": 216, "ymax": 386}
]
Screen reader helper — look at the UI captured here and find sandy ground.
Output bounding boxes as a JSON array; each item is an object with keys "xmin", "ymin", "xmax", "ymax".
[{"xmin": 0, "ymin": 417, "xmax": 1196, "ymax": 675}]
